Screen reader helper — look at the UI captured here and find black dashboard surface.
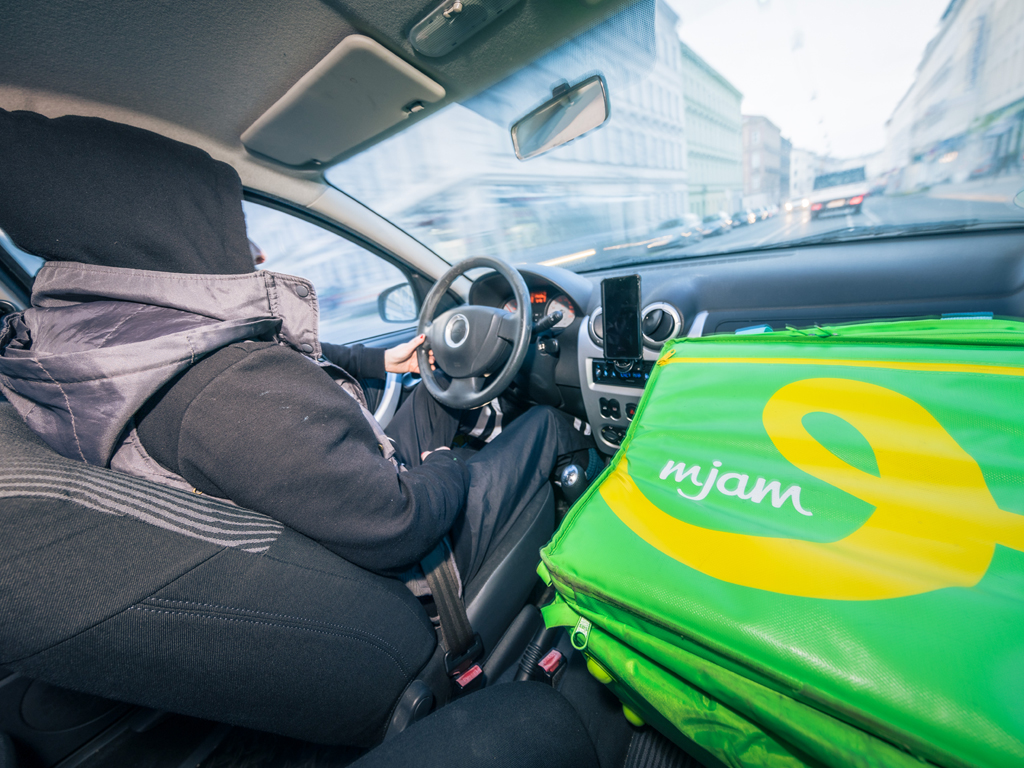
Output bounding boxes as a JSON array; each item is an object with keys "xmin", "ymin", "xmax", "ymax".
[{"xmin": 577, "ymin": 228, "xmax": 1024, "ymax": 334}]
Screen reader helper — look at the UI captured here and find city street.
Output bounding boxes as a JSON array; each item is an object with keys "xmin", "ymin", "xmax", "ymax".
[
  {"xmin": 543, "ymin": 177, "xmax": 1024, "ymax": 271},
  {"xmin": 705, "ymin": 181, "xmax": 1024, "ymax": 255}
]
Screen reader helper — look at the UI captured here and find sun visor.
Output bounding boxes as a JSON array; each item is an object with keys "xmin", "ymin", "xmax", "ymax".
[{"xmin": 242, "ymin": 35, "xmax": 446, "ymax": 167}]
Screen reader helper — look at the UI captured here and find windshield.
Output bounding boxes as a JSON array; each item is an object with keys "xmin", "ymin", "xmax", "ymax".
[
  {"xmin": 813, "ymin": 168, "xmax": 866, "ymax": 191},
  {"xmin": 326, "ymin": 0, "xmax": 1024, "ymax": 273}
]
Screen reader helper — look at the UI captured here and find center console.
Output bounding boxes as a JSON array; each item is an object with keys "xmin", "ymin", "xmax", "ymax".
[{"xmin": 577, "ymin": 321, "xmax": 661, "ymax": 453}]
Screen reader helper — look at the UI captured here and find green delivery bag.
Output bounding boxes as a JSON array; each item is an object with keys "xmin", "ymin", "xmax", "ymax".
[{"xmin": 539, "ymin": 318, "xmax": 1024, "ymax": 768}]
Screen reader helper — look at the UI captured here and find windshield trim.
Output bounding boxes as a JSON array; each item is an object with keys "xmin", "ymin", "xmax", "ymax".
[{"xmin": 573, "ymin": 221, "xmax": 1024, "ymax": 274}]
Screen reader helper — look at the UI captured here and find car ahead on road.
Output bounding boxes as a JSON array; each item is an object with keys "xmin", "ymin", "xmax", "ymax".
[
  {"xmin": 784, "ymin": 198, "xmax": 811, "ymax": 213},
  {"xmin": 808, "ymin": 166, "xmax": 870, "ymax": 218}
]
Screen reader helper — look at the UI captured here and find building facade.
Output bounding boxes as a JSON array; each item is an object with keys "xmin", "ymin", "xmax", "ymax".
[
  {"xmin": 789, "ymin": 148, "xmax": 817, "ymax": 199},
  {"xmin": 679, "ymin": 41, "xmax": 743, "ymax": 219},
  {"xmin": 885, "ymin": 0, "xmax": 1024, "ymax": 190},
  {"xmin": 742, "ymin": 115, "xmax": 784, "ymax": 208},
  {"xmin": 333, "ymin": 0, "xmax": 692, "ymax": 265},
  {"xmin": 779, "ymin": 136, "xmax": 792, "ymax": 203}
]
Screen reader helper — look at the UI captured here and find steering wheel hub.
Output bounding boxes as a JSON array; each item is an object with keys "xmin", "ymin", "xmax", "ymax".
[{"xmin": 445, "ymin": 313, "xmax": 470, "ymax": 348}]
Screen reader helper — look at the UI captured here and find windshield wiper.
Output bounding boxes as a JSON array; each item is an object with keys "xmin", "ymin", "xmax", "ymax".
[{"xmin": 761, "ymin": 219, "xmax": 1024, "ymax": 249}]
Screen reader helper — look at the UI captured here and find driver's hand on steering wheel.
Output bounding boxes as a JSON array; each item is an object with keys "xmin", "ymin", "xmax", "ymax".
[{"xmin": 384, "ymin": 334, "xmax": 435, "ymax": 375}]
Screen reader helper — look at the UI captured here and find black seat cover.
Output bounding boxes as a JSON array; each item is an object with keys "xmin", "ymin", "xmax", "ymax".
[
  {"xmin": 0, "ymin": 403, "xmax": 436, "ymax": 746},
  {"xmin": 466, "ymin": 484, "xmax": 554, "ymax": 655}
]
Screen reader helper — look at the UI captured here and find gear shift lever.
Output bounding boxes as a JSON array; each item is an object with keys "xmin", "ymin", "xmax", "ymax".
[{"xmin": 556, "ymin": 463, "xmax": 587, "ymax": 505}]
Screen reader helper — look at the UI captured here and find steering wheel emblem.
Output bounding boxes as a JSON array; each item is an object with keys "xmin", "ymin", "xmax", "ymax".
[{"xmin": 444, "ymin": 313, "xmax": 470, "ymax": 348}]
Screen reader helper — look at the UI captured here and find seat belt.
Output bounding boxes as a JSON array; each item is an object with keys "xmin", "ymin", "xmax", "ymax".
[{"xmin": 421, "ymin": 542, "xmax": 482, "ymax": 677}]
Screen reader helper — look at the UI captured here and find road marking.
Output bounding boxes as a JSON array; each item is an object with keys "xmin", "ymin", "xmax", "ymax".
[
  {"xmin": 752, "ymin": 217, "xmax": 803, "ymax": 247},
  {"xmin": 930, "ymin": 191, "xmax": 1011, "ymax": 203}
]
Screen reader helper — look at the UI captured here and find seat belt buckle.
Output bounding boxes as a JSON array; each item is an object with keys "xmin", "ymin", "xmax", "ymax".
[
  {"xmin": 444, "ymin": 633, "xmax": 484, "ymax": 677},
  {"xmin": 535, "ymin": 648, "xmax": 567, "ymax": 686},
  {"xmin": 452, "ymin": 663, "xmax": 485, "ymax": 695}
]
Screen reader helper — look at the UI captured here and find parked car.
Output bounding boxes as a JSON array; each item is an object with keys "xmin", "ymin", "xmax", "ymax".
[
  {"xmin": 647, "ymin": 214, "xmax": 704, "ymax": 249},
  {"xmin": 701, "ymin": 211, "xmax": 733, "ymax": 236},
  {"xmin": 731, "ymin": 209, "xmax": 756, "ymax": 227}
]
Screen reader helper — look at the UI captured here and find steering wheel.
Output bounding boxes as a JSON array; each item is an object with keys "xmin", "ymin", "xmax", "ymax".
[{"xmin": 417, "ymin": 256, "xmax": 532, "ymax": 410}]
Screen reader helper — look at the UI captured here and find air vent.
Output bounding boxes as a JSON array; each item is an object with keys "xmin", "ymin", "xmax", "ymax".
[
  {"xmin": 588, "ymin": 307, "xmax": 604, "ymax": 345},
  {"xmin": 641, "ymin": 303, "xmax": 682, "ymax": 348}
]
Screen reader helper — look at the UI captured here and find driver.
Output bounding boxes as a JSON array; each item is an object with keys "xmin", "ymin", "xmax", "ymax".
[{"xmin": 0, "ymin": 109, "xmax": 594, "ymax": 586}]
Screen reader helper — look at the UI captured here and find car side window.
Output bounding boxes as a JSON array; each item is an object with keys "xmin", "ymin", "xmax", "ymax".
[{"xmin": 242, "ymin": 200, "xmax": 415, "ymax": 344}]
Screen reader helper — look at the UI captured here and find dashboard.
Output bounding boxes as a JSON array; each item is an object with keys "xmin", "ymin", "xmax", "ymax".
[{"xmin": 467, "ymin": 228, "xmax": 1024, "ymax": 455}]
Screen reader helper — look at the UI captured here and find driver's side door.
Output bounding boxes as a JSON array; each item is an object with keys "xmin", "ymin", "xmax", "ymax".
[
  {"xmin": 242, "ymin": 198, "xmax": 426, "ymax": 422},
  {"xmin": 242, "ymin": 199, "xmax": 420, "ymax": 346}
]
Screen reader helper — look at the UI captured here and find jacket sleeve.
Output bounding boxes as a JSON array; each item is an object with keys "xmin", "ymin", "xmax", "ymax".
[
  {"xmin": 174, "ymin": 345, "xmax": 468, "ymax": 575},
  {"xmin": 321, "ymin": 342, "xmax": 387, "ymax": 381}
]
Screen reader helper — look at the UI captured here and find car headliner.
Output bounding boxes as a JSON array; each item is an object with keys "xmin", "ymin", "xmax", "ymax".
[{"xmin": 0, "ymin": 0, "xmax": 635, "ymax": 201}]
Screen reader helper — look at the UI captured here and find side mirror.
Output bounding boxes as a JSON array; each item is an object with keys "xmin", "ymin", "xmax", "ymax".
[
  {"xmin": 378, "ymin": 283, "xmax": 419, "ymax": 323},
  {"xmin": 511, "ymin": 75, "xmax": 610, "ymax": 161}
]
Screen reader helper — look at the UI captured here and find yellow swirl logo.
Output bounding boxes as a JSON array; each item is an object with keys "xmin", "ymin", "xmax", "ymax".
[{"xmin": 602, "ymin": 377, "xmax": 1024, "ymax": 600}]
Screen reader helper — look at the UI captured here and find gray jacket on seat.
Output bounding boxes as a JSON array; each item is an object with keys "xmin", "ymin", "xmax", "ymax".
[
  {"xmin": 0, "ymin": 262, "xmax": 470, "ymax": 575},
  {"xmin": 0, "ymin": 259, "xmax": 392, "ymax": 469}
]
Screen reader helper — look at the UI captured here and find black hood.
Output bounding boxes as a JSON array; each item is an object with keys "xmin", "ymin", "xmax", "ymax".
[{"xmin": 0, "ymin": 109, "xmax": 254, "ymax": 276}]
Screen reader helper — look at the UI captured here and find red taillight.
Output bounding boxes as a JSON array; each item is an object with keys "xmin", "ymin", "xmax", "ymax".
[
  {"xmin": 811, "ymin": 203, "xmax": 823, "ymax": 211},
  {"xmin": 848, "ymin": 195, "xmax": 864, "ymax": 205}
]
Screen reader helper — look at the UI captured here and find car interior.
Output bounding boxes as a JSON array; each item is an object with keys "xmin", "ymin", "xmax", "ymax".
[{"xmin": 3, "ymin": 0, "xmax": 1024, "ymax": 767}]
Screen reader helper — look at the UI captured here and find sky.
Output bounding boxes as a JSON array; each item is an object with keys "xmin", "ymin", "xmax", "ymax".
[{"xmin": 665, "ymin": 0, "xmax": 952, "ymax": 158}]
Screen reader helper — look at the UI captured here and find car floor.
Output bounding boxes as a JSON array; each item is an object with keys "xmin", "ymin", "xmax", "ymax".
[{"xmin": 21, "ymin": 642, "xmax": 702, "ymax": 768}]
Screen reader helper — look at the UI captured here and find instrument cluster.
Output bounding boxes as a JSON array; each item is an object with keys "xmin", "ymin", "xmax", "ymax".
[{"xmin": 501, "ymin": 290, "xmax": 576, "ymax": 329}]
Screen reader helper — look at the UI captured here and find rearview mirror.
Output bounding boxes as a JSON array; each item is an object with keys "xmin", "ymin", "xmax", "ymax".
[{"xmin": 511, "ymin": 75, "xmax": 609, "ymax": 161}]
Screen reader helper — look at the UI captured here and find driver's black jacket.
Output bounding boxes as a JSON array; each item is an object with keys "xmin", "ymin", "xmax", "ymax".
[{"xmin": 136, "ymin": 340, "xmax": 470, "ymax": 576}]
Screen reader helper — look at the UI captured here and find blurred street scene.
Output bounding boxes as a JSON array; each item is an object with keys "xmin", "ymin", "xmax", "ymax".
[{"xmin": 258, "ymin": 0, "xmax": 1024, "ymax": 340}]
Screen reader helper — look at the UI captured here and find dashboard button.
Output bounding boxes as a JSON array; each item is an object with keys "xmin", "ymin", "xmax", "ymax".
[{"xmin": 626, "ymin": 402, "xmax": 637, "ymax": 420}]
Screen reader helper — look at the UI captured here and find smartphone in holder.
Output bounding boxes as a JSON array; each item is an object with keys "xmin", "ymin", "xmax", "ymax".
[{"xmin": 601, "ymin": 275, "xmax": 643, "ymax": 361}]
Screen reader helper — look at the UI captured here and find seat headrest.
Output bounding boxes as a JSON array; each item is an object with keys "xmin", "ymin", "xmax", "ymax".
[{"xmin": 0, "ymin": 109, "xmax": 254, "ymax": 276}]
